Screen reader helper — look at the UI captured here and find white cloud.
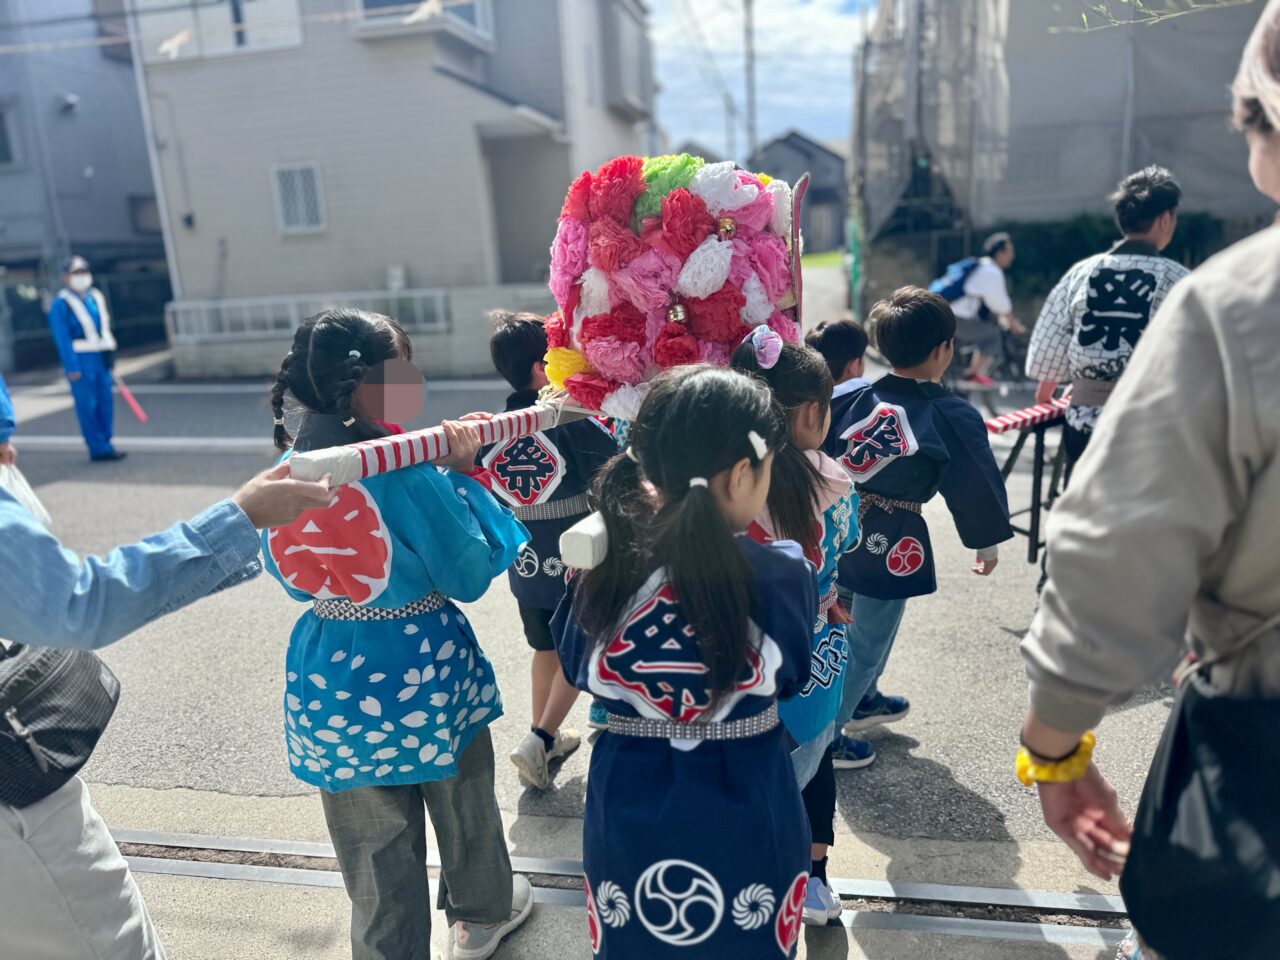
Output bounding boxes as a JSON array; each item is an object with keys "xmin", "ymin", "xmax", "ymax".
[{"xmin": 650, "ymin": 0, "xmax": 867, "ymax": 160}]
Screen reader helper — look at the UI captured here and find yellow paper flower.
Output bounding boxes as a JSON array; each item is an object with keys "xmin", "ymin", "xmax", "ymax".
[
  {"xmin": 756, "ymin": 172, "xmax": 774, "ymax": 185},
  {"xmin": 545, "ymin": 347, "xmax": 591, "ymax": 389}
]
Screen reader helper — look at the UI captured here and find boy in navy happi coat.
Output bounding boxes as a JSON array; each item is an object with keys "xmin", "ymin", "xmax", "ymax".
[
  {"xmin": 823, "ymin": 288, "xmax": 1012, "ymax": 767},
  {"xmin": 479, "ymin": 311, "xmax": 619, "ymax": 790},
  {"xmin": 47, "ymin": 256, "xmax": 123, "ymax": 461}
]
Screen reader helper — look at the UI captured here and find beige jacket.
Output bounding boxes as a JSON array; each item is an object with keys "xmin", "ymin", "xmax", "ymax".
[{"xmin": 1021, "ymin": 225, "xmax": 1280, "ymax": 732}]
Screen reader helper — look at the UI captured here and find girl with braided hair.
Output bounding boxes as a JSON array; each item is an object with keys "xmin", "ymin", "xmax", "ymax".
[{"xmin": 261, "ymin": 308, "xmax": 533, "ymax": 960}]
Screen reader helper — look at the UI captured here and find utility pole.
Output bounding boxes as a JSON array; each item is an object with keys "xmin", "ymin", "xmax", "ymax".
[
  {"xmin": 744, "ymin": 0, "xmax": 757, "ymax": 159},
  {"xmin": 724, "ymin": 92, "xmax": 737, "ymax": 162}
]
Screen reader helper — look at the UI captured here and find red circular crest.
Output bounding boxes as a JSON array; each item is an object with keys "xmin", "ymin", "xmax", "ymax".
[
  {"xmin": 775, "ymin": 872, "xmax": 808, "ymax": 955},
  {"xmin": 268, "ymin": 481, "xmax": 391, "ymax": 603},
  {"xmin": 886, "ymin": 536, "xmax": 925, "ymax": 577},
  {"xmin": 585, "ymin": 875, "xmax": 601, "ymax": 955}
]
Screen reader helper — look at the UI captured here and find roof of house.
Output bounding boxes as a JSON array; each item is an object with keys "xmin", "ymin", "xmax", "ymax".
[{"xmin": 752, "ymin": 129, "xmax": 848, "ymax": 165}]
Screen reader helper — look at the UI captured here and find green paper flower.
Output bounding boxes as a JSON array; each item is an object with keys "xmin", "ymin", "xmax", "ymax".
[{"xmin": 634, "ymin": 154, "xmax": 705, "ymax": 221}]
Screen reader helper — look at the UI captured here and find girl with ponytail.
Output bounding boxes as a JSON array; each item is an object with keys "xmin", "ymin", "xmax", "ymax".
[
  {"xmin": 555, "ymin": 365, "xmax": 819, "ymax": 960},
  {"xmin": 732, "ymin": 326, "xmax": 861, "ymax": 927},
  {"xmin": 261, "ymin": 308, "xmax": 534, "ymax": 958}
]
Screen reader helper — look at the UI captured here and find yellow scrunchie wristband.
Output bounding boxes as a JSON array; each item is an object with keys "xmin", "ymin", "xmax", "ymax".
[{"xmin": 1015, "ymin": 731, "xmax": 1097, "ymax": 787}]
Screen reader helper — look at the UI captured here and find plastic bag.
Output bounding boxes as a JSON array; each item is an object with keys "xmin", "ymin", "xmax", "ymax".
[{"xmin": 0, "ymin": 463, "xmax": 52, "ymax": 528}]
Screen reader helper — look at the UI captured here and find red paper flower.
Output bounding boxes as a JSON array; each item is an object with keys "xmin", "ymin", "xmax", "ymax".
[
  {"xmin": 561, "ymin": 170, "xmax": 593, "ymax": 222},
  {"xmin": 579, "ymin": 302, "xmax": 647, "ymax": 345},
  {"xmin": 544, "ymin": 311, "xmax": 568, "ymax": 350},
  {"xmin": 565, "ymin": 372, "xmax": 615, "ymax": 412},
  {"xmin": 560, "ymin": 281, "xmax": 581, "ymax": 330},
  {"xmin": 589, "ymin": 155, "xmax": 646, "ymax": 225},
  {"xmin": 588, "ymin": 216, "xmax": 644, "ymax": 273},
  {"xmin": 653, "ymin": 322, "xmax": 701, "ymax": 367},
  {"xmin": 659, "ymin": 189, "xmax": 716, "ymax": 260},
  {"xmin": 686, "ymin": 283, "xmax": 749, "ymax": 344}
]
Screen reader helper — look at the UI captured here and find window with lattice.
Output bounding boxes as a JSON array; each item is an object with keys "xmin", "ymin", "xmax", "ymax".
[{"xmin": 272, "ymin": 164, "xmax": 326, "ymax": 234}]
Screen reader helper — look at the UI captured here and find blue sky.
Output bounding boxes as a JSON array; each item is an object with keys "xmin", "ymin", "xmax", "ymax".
[{"xmin": 649, "ymin": 0, "xmax": 871, "ymax": 161}]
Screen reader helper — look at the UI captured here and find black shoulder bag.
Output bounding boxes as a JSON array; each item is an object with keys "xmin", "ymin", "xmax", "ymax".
[
  {"xmin": 0, "ymin": 643, "xmax": 120, "ymax": 808},
  {"xmin": 1120, "ymin": 611, "xmax": 1280, "ymax": 959}
]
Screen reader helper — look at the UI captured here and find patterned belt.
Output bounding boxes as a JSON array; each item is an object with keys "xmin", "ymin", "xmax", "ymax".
[
  {"xmin": 816, "ymin": 582, "xmax": 839, "ymax": 625},
  {"xmin": 509, "ymin": 492, "xmax": 591, "ymax": 523},
  {"xmin": 606, "ymin": 703, "xmax": 779, "ymax": 741},
  {"xmin": 313, "ymin": 593, "xmax": 446, "ymax": 621},
  {"xmin": 857, "ymin": 490, "xmax": 923, "ymax": 528}
]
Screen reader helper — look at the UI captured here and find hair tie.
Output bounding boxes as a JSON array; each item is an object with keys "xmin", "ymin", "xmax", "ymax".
[
  {"xmin": 273, "ymin": 417, "xmax": 285, "ymax": 426},
  {"xmin": 747, "ymin": 430, "xmax": 768, "ymax": 460},
  {"xmin": 625, "ymin": 447, "xmax": 639, "ymax": 463},
  {"xmin": 749, "ymin": 324, "xmax": 783, "ymax": 370},
  {"xmin": 688, "ymin": 477, "xmax": 708, "ymax": 488},
  {"xmin": 349, "ymin": 350, "xmax": 362, "ymax": 360},
  {"xmin": 342, "ymin": 417, "xmax": 356, "ymax": 427}
]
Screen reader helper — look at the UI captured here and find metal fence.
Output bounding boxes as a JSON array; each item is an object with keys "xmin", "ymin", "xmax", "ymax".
[{"xmin": 166, "ymin": 288, "xmax": 451, "ymax": 343}]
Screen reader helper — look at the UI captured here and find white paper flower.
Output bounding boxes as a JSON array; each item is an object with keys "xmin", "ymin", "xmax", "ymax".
[
  {"xmin": 675, "ymin": 235, "xmax": 734, "ymax": 299},
  {"xmin": 579, "ymin": 267, "xmax": 611, "ymax": 316},
  {"xmin": 600, "ymin": 382, "xmax": 650, "ymax": 422},
  {"xmin": 739, "ymin": 272, "xmax": 774, "ymax": 325},
  {"xmin": 690, "ymin": 160, "xmax": 759, "ymax": 215},
  {"xmin": 766, "ymin": 180, "xmax": 793, "ymax": 239}
]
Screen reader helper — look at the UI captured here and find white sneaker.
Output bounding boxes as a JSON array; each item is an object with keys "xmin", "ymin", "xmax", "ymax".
[
  {"xmin": 548, "ymin": 728, "xmax": 581, "ymax": 762},
  {"xmin": 509, "ymin": 731, "xmax": 550, "ymax": 790},
  {"xmin": 802, "ymin": 876, "xmax": 843, "ymax": 925},
  {"xmin": 451, "ymin": 875, "xmax": 533, "ymax": 959}
]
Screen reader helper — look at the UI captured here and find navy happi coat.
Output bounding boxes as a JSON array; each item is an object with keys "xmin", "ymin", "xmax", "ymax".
[
  {"xmin": 823, "ymin": 374, "xmax": 1012, "ymax": 600},
  {"xmin": 479, "ymin": 390, "xmax": 618, "ymax": 611},
  {"xmin": 554, "ymin": 538, "xmax": 816, "ymax": 959}
]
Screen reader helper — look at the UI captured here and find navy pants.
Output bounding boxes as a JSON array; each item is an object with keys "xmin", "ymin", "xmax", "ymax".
[{"xmin": 69, "ymin": 355, "xmax": 114, "ymax": 458}]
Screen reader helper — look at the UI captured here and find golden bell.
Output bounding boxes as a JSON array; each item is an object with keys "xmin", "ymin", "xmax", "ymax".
[
  {"xmin": 667, "ymin": 303, "xmax": 688, "ymax": 324},
  {"xmin": 717, "ymin": 217, "xmax": 737, "ymax": 240}
]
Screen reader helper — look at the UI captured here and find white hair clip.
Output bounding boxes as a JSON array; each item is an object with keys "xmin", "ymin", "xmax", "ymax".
[
  {"xmin": 625, "ymin": 447, "xmax": 640, "ymax": 463},
  {"xmin": 688, "ymin": 477, "xmax": 709, "ymax": 488},
  {"xmin": 349, "ymin": 350, "xmax": 362, "ymax": 359},
  {"xmin": 747, "ymin": 430, "xmax": 768, "ymax": 460}
]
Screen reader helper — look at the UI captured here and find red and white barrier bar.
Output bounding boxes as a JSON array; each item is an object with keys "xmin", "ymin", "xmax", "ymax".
[
  {"xmin": 288, "ymin": 401, "xmax": 584, "ymax": 485},
  {"xmin": 984, "ymin": 396, "xmax": 1070, "ymax": 435}
]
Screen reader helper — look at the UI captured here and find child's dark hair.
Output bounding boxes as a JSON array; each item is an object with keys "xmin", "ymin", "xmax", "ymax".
[
  {"xmin": 805, "ymin": 319, "xmax": 869, "ymax": 382},
  {"xmin": 577, "ymin": 365, "xmax": 786, "ymax": 706},
  {"xmin": 730, "ymin": 335, "xmax": 831, "ymax": 553},
  {"xmin": 270, "ymin": 307, "xmax": 412, "ymax": 450},
  {"xmin": 489, "ymin": 310, "xmax": 547, "ymax": 391},
  {"xmin": 869, "ymin": 287, "xmax": 956, "ymax": 369}
]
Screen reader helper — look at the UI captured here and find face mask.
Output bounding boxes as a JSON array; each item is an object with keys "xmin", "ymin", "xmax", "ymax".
[{"xmin": 69, "ymin": 274, "xmax": 92, "ymax": 293}]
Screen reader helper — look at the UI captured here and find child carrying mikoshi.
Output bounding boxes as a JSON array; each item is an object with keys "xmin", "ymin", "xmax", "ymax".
[
  {"xmin": 731, "ymin": 325, "xmax": 860, "ymax": 925},
  {"xmin": 481, "ymin": 310, "xmax": 619, "ymax": 790},
  {"xmin": 823, "ymin": 288, "xmax": 1013, "ymax": 769},
  {"xmin": 262, "ymin": 308, "xmax": 532, "ymax": 960},
  {"xmin": 555, "ymin": 365, "xmax": 817, "ymax": 959}
]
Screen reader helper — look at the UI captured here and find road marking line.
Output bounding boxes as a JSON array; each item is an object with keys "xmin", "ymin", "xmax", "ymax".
[
  {"xmin": 10, "ymin": 380, "xmax": 508, "ymax": 397},
  {"xmin": 16, "ymin": 436, "xmax": 271, "ymax": 452}
]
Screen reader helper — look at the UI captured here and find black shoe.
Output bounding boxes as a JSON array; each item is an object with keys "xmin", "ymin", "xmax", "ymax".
[{"xmin": 90, "ymin": 450, "xmax": 128, "ymax": 462}]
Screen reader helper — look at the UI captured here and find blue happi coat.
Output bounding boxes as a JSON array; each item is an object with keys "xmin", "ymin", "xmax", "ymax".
[
  {"xmin": 823, "ymin": 374, "xmax": 1012, "ymax": 600},
  {"xmin": 262, "ymin": 415, "xmax": 527, "ymax": 792},
  {"xmin": 554, "ymin": 538, "xmax": 816, "ymax": 959}
]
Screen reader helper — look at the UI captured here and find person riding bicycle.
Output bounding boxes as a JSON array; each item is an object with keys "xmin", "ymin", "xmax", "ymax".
[{"xmin": 931, "ymin": 232, "xmax": 1025, "ymax": 388}]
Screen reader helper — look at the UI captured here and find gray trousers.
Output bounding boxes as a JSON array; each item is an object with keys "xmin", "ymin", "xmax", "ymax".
[
  {"xmin": 0, "ymin": 776, "xmax": 165, "ymax": 960},
  {"xmin": 320, "ymin": 727, "xmax": 513, "ymax": 960}
]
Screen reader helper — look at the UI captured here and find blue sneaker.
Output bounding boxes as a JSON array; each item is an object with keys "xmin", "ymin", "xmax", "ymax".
[
  {"xmin": 588, "ymin": 701, "xmax": 609, "ymax": 731},
  {"xmin": 830, "ymin": 735, "xmax": 876, "ymax": 770},
  {"xmin": 844, "ymin": 691, "xmax": 910, "ymax": 734},
  {"xmin": 802, "ymin": 876, "xmax": 843, "ymax": 924}
]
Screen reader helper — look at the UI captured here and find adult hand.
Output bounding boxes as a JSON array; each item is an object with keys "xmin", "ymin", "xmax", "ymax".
[
  {"xmin": 434, "ymin": 420, "xmax": 483, "ymax": 472},
  {"xmin": 232, "ymin": 462, "xmax": 334, "ymax": 529},
  {"xmin": 0, "ymin": 442, "xmax": 15, "ymax": 466},
  {"xmin": 68, "ymin": 372, "xmax": 82, "ymax": 383},
  {"xmin": 1035, "ymin": 380, "xmax": 1059, "ymax": 405},
  {"xmin": 1037, "ymin": 764, "xmax": 1132, "ymax": 881}
]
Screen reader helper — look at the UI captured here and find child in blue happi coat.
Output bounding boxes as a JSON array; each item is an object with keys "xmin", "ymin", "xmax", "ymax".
[
  {"xmin": 555, "ymin": 366, "xmax": 816, "ymax": 960},
  {"xmin": 481, "ymin": 311, "xmax": 619, "ymax": 790},
  {"xmin": 261, "ymin": 308, "xmax": 532, "ymax": 960},
  {"xmin": 732, "ymin": 327, "xmax": 860, "ymax": 925},
  {"xmin": 822, "ymin": 288, "xmax": 1012, "ymax": 770}
]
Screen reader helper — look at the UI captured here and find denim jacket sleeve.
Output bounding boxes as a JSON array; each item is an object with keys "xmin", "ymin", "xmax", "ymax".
[
  {"xmin": 0, "ymin": 374, "xmax": 13, "ymax": 444},
  {"xmin": 0, "ymin": 492, "xmax": 262, "ymax": 650}
]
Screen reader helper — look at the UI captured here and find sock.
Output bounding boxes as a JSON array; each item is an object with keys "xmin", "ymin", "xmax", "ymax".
[
  {"xmin": 531, "ymin": 726, "xmax": 556, "ymax": 751},
  {"xmin": 811, "ymin": 856, "xmax": 828, "ymax": 882}
]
